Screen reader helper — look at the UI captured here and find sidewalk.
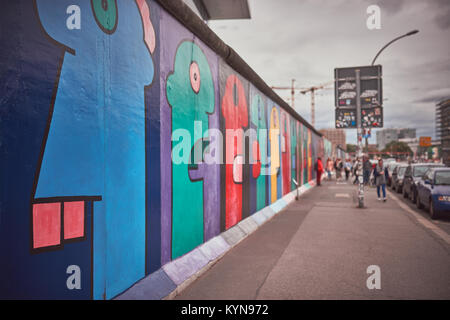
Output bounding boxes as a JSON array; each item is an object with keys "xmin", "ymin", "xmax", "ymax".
[{"xmin": 175, "ymin": 179, "xmax": 450, "ymax": 300}]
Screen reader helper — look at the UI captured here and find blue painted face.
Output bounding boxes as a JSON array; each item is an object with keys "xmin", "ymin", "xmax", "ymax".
[{"xmin": 35, "ymin": 0, "xmax": 155, "ymax": 299}]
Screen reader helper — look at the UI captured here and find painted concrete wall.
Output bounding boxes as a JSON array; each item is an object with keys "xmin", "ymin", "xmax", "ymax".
[{"xmin": 0, "ymin": 0, "xmax": 340, "ymax": 299}]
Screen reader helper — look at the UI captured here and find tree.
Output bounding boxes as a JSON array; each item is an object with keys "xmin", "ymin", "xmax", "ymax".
[
  {"xmin": 382, "ymin": 141, "xmax": 413, "ymax": 156},
  {"xmin": 346, "ymin": 144, "xmax": 357, "ymax": 153}
]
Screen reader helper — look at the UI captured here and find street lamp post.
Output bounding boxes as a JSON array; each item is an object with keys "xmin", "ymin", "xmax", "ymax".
[
  {"xmin": 365, "ymin": 30, "xmax": 419, "ymax": 155},
  {"xmin": 371, "ymin": 30, "xmax": 419, "ymax": 66}
]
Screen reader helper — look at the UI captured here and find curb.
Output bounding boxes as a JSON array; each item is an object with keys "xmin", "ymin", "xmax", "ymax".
[{"xmin": 115, "ymin": 180, "xmax": 316, "ymax": 300}]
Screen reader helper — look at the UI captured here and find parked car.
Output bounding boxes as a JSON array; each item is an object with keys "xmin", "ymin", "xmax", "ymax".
[
  {"xmin": 403, "ymin": 163, "xmax": 445, "ymax": 202},
  {"xmin": 392, "ymin": 164, "xmax": 408, "ymax": 193},
  {"xmin": 387, "ymin": 162, "xmax": 400, "ymax": 187},
  {"xmin": 416, "ymin": 167, "xmax": 450, "ymax": 219}
]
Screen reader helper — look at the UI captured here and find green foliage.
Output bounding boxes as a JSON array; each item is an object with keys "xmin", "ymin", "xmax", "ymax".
[
  {"xmin": 382, "ymin": 141, "xmax": 413, "ymax": 155},
  {"xmin": 346, "ymin": 144, "xmax": 357, "ymax": 153}
]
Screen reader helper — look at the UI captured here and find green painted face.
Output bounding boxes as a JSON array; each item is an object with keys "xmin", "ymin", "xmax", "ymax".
[
  {"xmin": 91, "ymin": 0, "xmax": 118, "ymax": 34},
  {"xmin": 167, "ymin": 41, "xmax": 214, "ymax": 122}
]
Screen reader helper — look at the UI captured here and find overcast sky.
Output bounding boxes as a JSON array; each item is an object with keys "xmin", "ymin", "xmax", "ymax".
[{"xmin": 200, "ymin": 0, "xmax": 450, "ymax": 145}]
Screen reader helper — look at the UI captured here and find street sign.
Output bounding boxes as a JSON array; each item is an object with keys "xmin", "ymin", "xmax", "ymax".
[
  {"xmin": 419, "ymin": 136, "xmax": 432, "ymax": 147},
  {"xmin": 335, "ymin": 106, "xmax": 383, "ymax": 129},
  {"xmin": 335, "ymin": 108, "xmax": 356, "ymax": 128},
  {"xmin": 335, "ymin": 65, "xmax": 383, "ymax": 128},
  {"xmin": 361, "ymin": 106, "xmax": 383, "ymax": 128},
  {"xmin": 334, "ymin": 65, "xmax": 383, "ymax": 209},
  {"xmin": 362, "ymin": 128, "xmax": 372, "ymax": 139}
]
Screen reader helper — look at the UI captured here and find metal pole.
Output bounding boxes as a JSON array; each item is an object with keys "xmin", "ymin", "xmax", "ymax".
[{"xmin": 356, "ymin": 69, "xmax": 364, "ymax": 208}]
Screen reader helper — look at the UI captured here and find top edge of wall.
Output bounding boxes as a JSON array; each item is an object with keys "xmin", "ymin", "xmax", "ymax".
[{"xmin": 154, "ymin": 0, "xmax": 323, "ymax": 137}]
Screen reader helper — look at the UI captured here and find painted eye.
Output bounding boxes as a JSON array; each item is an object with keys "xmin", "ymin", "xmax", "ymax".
[
  {"xmin": 190, "ymin": 62, "xmax": 201, "ymax": 93},
  {"xmin": 91, "ymin": 0, "xmax": 118, "ymax": 34}
]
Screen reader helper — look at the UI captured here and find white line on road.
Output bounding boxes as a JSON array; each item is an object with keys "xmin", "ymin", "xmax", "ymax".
[
  {"xmin": 335, "ymin": 193, "xmax": 350, "ymax": 198},
  {"xmin": 388, "ymin": 190, "xmax": 450, "ymax": 245}
]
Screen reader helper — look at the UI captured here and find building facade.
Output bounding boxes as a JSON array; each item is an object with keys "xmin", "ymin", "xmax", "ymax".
[
  {"xmin": 319, "ymin": 129, "xmax": 346, "ymax": 150},
  {"xmin": 436, "ymin": 99, "xmax": 450, "ymax": 165},
  {"xmin": 376, "ymin": 128, "xmax": 416, "ymax": 150}
]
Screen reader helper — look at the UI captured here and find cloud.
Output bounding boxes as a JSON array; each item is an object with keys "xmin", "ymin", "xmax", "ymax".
[
  {"xmin": 412, "ymin": 88, "xmax": 450, "ymax": 104},
  {"xmin": 427, "ymin": 0, "xmax": 450, "ymax": 29},
  {"xmin": 370, "ymin": 0, "xmax": 406, "ymax": 15},
  {"xmin": 208, "ymin": 0, "xmax": 449, "ymax": 142}
]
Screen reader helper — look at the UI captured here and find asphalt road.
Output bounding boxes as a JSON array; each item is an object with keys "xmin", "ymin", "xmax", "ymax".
[{"xmin": 175, "ymin": 178, "xmax": 450, "ymax": 300}]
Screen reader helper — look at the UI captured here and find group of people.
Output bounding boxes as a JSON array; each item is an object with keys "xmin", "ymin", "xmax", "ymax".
[
  {"xmin": 315, "ymin": 157, "xmax": 354, "ymax": 186},
  {"xmin": 315, "ymin": 156, "xmax": 389, "ymax": 202}
]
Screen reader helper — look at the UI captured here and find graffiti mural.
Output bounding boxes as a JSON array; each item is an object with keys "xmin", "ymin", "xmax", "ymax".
[
  {"xmin": 290, "ymin": 117, "xmax": 298, "ymax": 191},
  {"xmin": 280, "ymin": 110, "xmax": 291, "ymax": 195},
  {"xmin": 250, "ymin": 90, "xmax": 268, "ymax": 212},
  {"xmin": 166, "ymin": 41, "xmax": 215, "ymax": 259},
  {"xmin": 0, "ymin": 0, "xmax": 342, "ymax": 300},
  {"xmin": 220, "ymin": 65, "xmax": 249, "ymax": 230}
]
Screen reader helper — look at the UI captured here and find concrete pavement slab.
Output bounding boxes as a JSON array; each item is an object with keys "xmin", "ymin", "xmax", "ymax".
[
  {"xmin": 221, "ymin": 224, "xmax": 247, "ymax": 247},
  {"xmin": 238, "ymin": 216, "xmax": 259, "ymax": 235},
  {"xmin": 115, "ymin": 269, "xmax": 176, "ymax": 300},
  {"xmin": 198, "ymin": 236, "xmax": 230, "ymax": 262},
  {"xmin": 261, "ymin": 206, "xmax": 276, "ymax": 219},
  {"xmin": 269, "ymin": 199, "xmax": 287, "ymax": 213},
  {"xmin": 256, "ymin": 183, "xmax": 450, "ymax": 299},
  {"xmin": 162, "ymin": 248, "xmax": 209, "ymax": 286},
  {"xmin": 251, "ymin": 209, "xmax": 269, "ymax": 226},
  {"xmin": 174, "ymin": 180, "xmax": 450, "ymax": 300}
]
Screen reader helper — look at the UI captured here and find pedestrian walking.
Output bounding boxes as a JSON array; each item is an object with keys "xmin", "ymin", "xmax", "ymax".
[
  {"xmin": 335, "ymin": 158, "xmax": 343, "ymax": 181},
  {"xmin": 316, "ymin": 157, "xmax": 324, "ymax": 186},
  {"xmin": 326, "ymin": 157, "xmax": 333, "ymax": 181},
  {"xmin": 363, "ymin": 156, "xmax": 372, "ymax": 186},
  {"xmin": 374, "ymin": 158, "xmax": 389, "ymax": 202},
  {"xmin": 344, "ymin": 158, "xmax": 352, "ymax": 181}
]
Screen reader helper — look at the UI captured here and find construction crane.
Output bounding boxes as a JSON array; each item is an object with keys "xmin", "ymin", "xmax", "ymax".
[
  {"xmin": 299, "ymin": 81, "xmax": 333, "ymax": 127},
  {"xmin": 271, "ymin": 79, "xmax": 300, "ymax": 110},
  {"xmin": 272, "ymin": 79, "xmax": 333, "ymax": 127}
]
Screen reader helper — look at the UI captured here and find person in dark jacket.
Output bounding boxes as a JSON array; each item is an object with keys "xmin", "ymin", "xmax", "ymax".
[
  {"xmin": 363, "ymin": 156, "xmax": 372, "ymax": 185},
  {"xmin": 373, "ymin": 158, "xmax": 389, "ymax": 202}
]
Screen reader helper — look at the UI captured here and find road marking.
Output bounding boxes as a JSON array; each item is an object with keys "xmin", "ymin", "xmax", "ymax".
[
  {"xmin": 388, "ymin": 190, "xmax": 450, "ymax": 245},
  {"xmin": 329, "ymin": 186, "xmax": 354, "ymax": 189},
  {"xmin": 335, "ymin": 193, "xmax": 350, "ymax": 198}
]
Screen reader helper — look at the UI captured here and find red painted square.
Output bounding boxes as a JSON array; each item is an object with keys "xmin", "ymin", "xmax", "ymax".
[
  {"xmin": 64, "ymin": 201, "xmax": 84, "ymax": 240},
  {"xmin": 33, "ymin": 203, "xmax": 61, "ymax": 249}
]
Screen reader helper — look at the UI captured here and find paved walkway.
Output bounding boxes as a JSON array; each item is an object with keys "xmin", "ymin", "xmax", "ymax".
[{"xmin": 175, "ymin": 179, "xmax": 450, "ymax": 300}]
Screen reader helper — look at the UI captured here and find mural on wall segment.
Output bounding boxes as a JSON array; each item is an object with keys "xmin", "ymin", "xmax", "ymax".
[
  {"xmin": 308, "ymin": 128, "xmax": 313, "ymax": 181},
  {"xmin": 166, "ymin": 41, "xmax": 215, "ymax": 260},
  {"xmin": 290, "ymin": 117, "xmax": 298, "ymax": 191},
  {"xmin": 250, "ymin": 90, "xmax": 268, "ymax": 212},
  {"xmin": 269, "ymin": 106, "xmax": 281, "ymax": 203},
  {"xmin": 29, "ymin": 0, "xmax": 155, "ymax": 299},
  {"xmin": 220, "ymin": 64, "xmax": 249, "ymax": 230},
  {"xmin": 302, "ymin": 125, "xmax": 308, "ymax": 184},
  {"xmin": 297, "ymin": 123, "xmax": 303, "ymax": 187},
  {"xmin": 159, "ymin": 8, "xmax": 221, "ymax": 265},
  {"xmin": 280, "ymin": 110, "xmax": 291, "ymax": 195},
  {"xmin": 0, "ymin": 0, "xmax": 345, "ymax": 300}
]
